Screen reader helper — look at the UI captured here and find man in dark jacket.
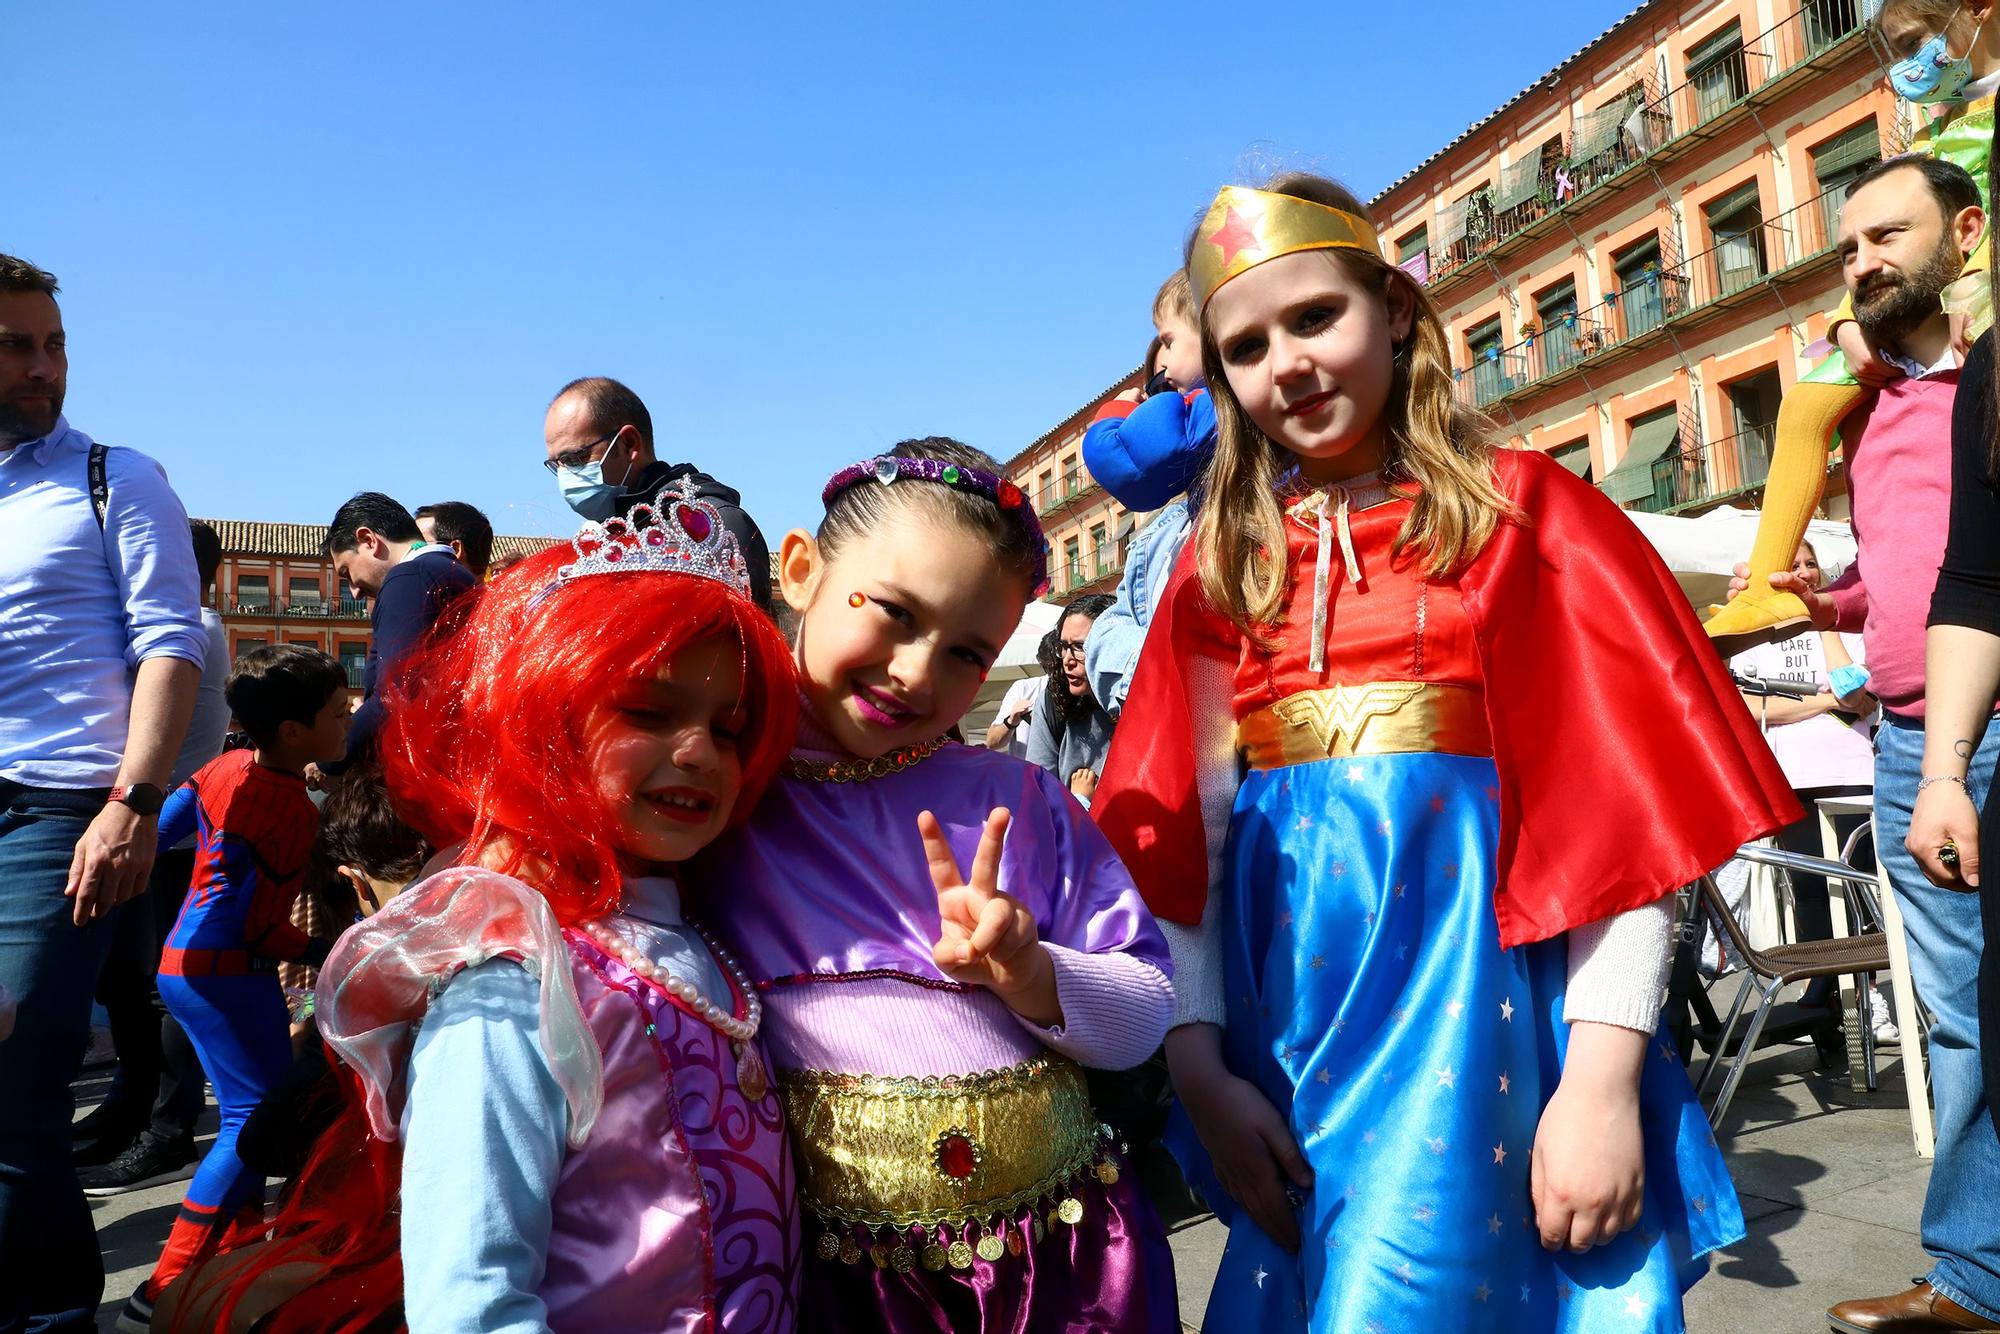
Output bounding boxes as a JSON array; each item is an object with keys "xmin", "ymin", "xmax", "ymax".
[
  {"xmin": 321, "ymin": 492, "xmax": 478, "ymax": 771},
  {"xmin": 541, "ymin": 375, "xmax": 772, "ymax": 608}
]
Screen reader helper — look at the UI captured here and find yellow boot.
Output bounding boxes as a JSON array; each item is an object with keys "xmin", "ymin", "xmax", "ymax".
[{"xmin": 1701, "ymin": 377, "xmax": 1861, "ymax": 642}]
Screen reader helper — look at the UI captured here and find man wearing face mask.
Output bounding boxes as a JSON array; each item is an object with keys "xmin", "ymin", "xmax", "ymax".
[{"xmin": 542, "ymin": 376, "xmax": 772, "ymax": 609}]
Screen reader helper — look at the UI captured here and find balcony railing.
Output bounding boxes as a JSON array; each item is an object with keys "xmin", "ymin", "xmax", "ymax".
[
  {"xmin": 1454, "ymin": 187, "xmax": 1836, "ymax": 409},
  {"xmin": 1409, "ymin": 0, "xmax": 1864, "ymax": 287},
  {"xmin": 230, "ymin": 597, "xmax": 370, "ymax": 618},
  {"xmin": 1643, "ymin": 422, "xmax": 1777, "ymax": 514}
]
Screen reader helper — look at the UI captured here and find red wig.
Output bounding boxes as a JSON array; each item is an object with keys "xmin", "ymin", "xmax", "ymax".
[
  {"xmin": 168, "ymin": 550, "xmax": 797, "ymax": 1331},
  {"xmin": 379, "ymin": 544, "xmax": 798, "ymax": 924}
]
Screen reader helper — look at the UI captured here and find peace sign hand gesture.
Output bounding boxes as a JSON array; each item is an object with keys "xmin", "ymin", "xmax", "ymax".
[{"xmin": 921, "ymin": 808, "xmax": 1062, "ymax": 1027}]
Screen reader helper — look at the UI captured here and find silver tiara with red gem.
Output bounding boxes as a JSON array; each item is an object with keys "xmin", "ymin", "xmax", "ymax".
[{"xmin": 556, "ymin": 482, "xmax": 750, "ymax": 598}]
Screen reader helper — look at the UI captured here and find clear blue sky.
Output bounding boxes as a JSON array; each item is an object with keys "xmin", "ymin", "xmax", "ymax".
[{"xmin": 15, "ymin": 2, "xmax": 1634, "ymax": 541}]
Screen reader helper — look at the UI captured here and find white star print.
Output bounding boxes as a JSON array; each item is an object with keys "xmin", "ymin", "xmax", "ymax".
[
  {"xmin": 1332, "ymin": 861, "xmax": 1347, "ymax": 877},
  {"xmin": 1332, "ymin": 1016, "xmax": 1346, "ymax": 1033},
  {"xmin": 1487, "ymin": 1213, "xmax": 1503, "ymax": 1234},
  {"xmin": 1316, "ymin": 1068, "xmax": 1332, "ymax": 1084},
  {"xmin": 1446, "ymin": 1000, "xmax": 1464, "ymax": 1019},
  {"xmin": 1378, "ymin": 818, "xmax": 1394, "ymax": 834},
  {"xmin": 1396, "ymin": 944, "xmax": 1409, "ymax": 961},
  {"xmin": 1624, "ymin": 1295, "xmax": 1646, "ymax": 1318},
  {"xmin": 1252, "ymin": 1264, "xmax": 1267, "ymax": 1288},
  {"xmin": 1474, "ymin": 1283, "xmax": 1492, "ymax": 1303},
  {"xmin": 1279, "ymin": 911, "xmax": 1294, "ymax": 929},
  {"xmin": 1396, "ymin": 1262, "xmax": 1415, "ymax": 1286},
  {"xmin": 1346, "ymin": 764, "xmax": 1365, "ymax": 783},
  {"xmin": 1493, "ymin": 1143, "xmax": 1508, "ymax": 1165},
  {"xmin": 1426, "ymin": 1136, "xmax": 1447, "ymax": 1155},
  {"xmin": 1435, "ymin": 1066, "xmax": 1456, "ymax": 1089},
  {"xmin": 1361, "ymin": 1129, "xmax": 1377, "ymax": 1144},
  {"xmin": 1309, "ymin": 954, "xmax": 1327, "ymax": 970},
  {"xmin": 1412, "ymin": 1203, "xmax": 1435, "ymax": 1222},
  {"xmin": 1499, "ymin": 997, "xmax": 1515, "ymax": 1021},
  {"xmin": 1295, "ymin": 814, "xmax": 1314, "ymax": 832},
  {"xmin": 1498, "ymin": 1072, "xmax": 1511, "ymax": 1095},
  {"xmin": 1520, "ymin": 1285, "xmax": 1531, "ymax": 1304}
]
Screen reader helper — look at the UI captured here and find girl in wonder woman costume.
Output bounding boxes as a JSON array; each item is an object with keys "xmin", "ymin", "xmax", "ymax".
[
  {"xmin": 156, "ymin": 485, "xmax": 801, "ymax": 1333},
  {"xmin": 695, "ymin": 437, "xmax": 1180, "ymax": 1332},
  {"xmin": 1092, "ymin": 175, "xmax": 1801, "ymax": 1332}
]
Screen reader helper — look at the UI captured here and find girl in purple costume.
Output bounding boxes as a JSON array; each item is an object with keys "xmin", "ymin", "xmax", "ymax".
[{"xmin": 696, "ymin": 437, "xmax": 1180, "ymax": 1333}]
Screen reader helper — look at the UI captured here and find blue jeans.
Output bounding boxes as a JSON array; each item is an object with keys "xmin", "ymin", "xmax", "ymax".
[
  {"xmin": 1875, "ymin": 717, "xmax": 2000, "ymax": 1321},
  {"xmin": 0, "ymin": 781, "xmax": 122, "ymax": 1333}
]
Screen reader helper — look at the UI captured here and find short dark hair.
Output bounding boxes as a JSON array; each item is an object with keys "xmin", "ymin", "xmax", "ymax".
[
  {"xmin": 1848, "ymin": 154, "xmax": 1981, "ymax": 225},
  {"xmin": 189, "ymin": 520, "xmax": 222, "ymax": 591},
  {"xmin": 0, "ymin": 254, "xmax": 59, "ymax": 297},
  {"xmin": 554, "ymin": 376, "xmax": 654, "ymax": 454},
  {"xmin": 316, "ymin": 766, "xmax": 431, "ymax": 885},
  {"xmin": 322, "ymin": 492, "xmax": 420, "ymax": 556},
  {"xmin": 225, "ymin": 644, "xmax": 348, "ymax": 747},
  {"xmin": 413, "ymin": 501, "xmax": 494, "ymax": 579}
]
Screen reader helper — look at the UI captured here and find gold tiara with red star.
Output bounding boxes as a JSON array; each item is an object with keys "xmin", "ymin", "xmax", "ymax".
[{"xmin": 1189, "ymin": 186, "xmax": 1384, "ymax": 309}]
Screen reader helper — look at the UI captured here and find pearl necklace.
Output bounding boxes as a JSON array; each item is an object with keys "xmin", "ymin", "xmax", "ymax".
[{"xmin": 578, "ymin": 916, "xmax": 769, "ymax": 1099}]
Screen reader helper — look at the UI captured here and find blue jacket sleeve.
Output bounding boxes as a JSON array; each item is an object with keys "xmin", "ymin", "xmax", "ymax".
[
  {"xmin": 401, "ymin": 958, "xmax": 568, "ymax": 1333},
  {"xmin": 1084, "ymin": 564, "xmax": 1150, "ymax": 720},
  {"xmin": 1079, "ymin": 391, "xmax": 1216, "ymax": 513},
  {"xmin": 338, "ymin": 560, "xmax": 471, "ymax": 769}
]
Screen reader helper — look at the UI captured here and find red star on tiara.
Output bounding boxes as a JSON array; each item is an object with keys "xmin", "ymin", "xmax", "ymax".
[{"xmin": 1208, "ymin": 205, "xmax": 1263, "ymax": 268}]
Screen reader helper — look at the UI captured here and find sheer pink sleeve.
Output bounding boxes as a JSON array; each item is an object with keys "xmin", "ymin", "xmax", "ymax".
[{"xmin": 315, "ymin": 866, "xmax": 603, "ymax": 1148}]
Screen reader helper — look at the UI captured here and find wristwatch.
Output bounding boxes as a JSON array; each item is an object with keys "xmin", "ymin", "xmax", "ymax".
[{"xmin": 107, "ymin": 783, "xmax": 166, "ymax": 817}]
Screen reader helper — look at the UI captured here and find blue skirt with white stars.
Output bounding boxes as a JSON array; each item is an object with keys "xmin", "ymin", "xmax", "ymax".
[{"xmin": 1175, "ymin": 752, "xmax": 1743, "ymax": 1333}]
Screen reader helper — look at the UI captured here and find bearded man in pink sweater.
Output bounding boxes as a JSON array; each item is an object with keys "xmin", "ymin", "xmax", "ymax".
[{"xmin": 1735, "ymin": 155, "xmax": 1999, "ymax": 1334}]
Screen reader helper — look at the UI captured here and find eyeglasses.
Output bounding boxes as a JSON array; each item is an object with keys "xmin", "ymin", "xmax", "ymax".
[
  {"xmin": 542, "ymin": 432, "xmax": 617, "ymax": 475},
  {"xmin": 1057, "ymin": 641, "xmax": 1088, "ymax": 661}
]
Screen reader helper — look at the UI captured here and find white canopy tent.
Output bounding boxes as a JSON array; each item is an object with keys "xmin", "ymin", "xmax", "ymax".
[
  {"xmin": 964, "ymin": 599, "xmax": 1062, "ymax": 736},
  {"xmin": 1622, "ymin": 506, "xmax": 1856, "ymax": 614}
]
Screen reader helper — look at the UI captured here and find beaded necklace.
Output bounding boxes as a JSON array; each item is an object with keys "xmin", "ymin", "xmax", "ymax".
[
  {"xmin": 577, "ymin": 916, "xmax": 769, "ymax": 1100},
  {"xmin": 783, "ymin": 734, "xmax": 951, "ymax": 783}
]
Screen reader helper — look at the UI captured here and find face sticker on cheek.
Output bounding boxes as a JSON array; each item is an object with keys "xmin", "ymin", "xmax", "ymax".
[{"xmin": 848, "ymin": 592, "xmax": 866, "ymax": 608}]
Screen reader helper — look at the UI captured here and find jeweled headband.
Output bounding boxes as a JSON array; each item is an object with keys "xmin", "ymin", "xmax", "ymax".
[
  {"xmin": 822, "ymin": 455, "xmax": 1052, "ymax": 597},
  {"xmin": 1189, "ymin": 185, "xmax": 1384, "ymax": 309},
  {"xmin": 554, "ymin": 480, "xmax": 751, "ymax": 598}
]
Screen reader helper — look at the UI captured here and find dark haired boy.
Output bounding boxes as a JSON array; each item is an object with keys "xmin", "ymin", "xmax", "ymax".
[
  {"xmin": 320, "ymin": 491, "xmax": 476, "ymax": 773},
  {"xmin": 413, "ymin": 499, "xmax": 495, "ymax": 581},
  {"xmin": 117, "ymin": 645, "xmax": 349, "ymax": 1329}
]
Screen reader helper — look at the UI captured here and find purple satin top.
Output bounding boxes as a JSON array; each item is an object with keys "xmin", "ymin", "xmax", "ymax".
[{"xmin": 696, "ymin": 745, "xmax": 1172, "ymax": 1079}]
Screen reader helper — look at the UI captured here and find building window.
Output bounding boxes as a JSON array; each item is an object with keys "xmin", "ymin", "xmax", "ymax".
[
  {"xmin": 1397, "ymin": 225, "xmax": 1430, "ymax": 283},
  {"xmin": 1613, "ymin": 235, "xmax": 1675, "ymax": 337},
  {"xmin": 1090, "ymin": 522, "xmax": 1110, "ymax": 575},
  {"xmin": 1687, "ymin": 23, "xmax": 1748, "ymax": 124},
  {"xmin": 338, "ymin": 642, "xmax": 368, "ymax": 690},
  {"xmin": 1805, "ymin": 0, "xmax": 1863, "ymax": 54},
  {"xmin": 289, "ymin": 576, "xmax": 321, "ymax": 611},
  {"xmin": 1813, "ymin": 120, "xmax": 1882, "ymax": 241},
  {"xmin": 1061, "ymin": 455, "xmax": 1081, "ymax": 496},
  {"xmin": 234, "ymin": 636, "xmax": 267, "ymax": 659},
  {"xmin": 1063, "ymin": 536, "xmax": 1082, "ymax": 590},
  {"xmin": 1467, "ymin": 317, "xmax": 1507, "ymax": 406},
  {"xmin": 1038, "ymin": 470, "xmax": 1054, "ymax": 508},
  {"xmin": 236, "ymin": 575, "xmax": 270, "ymax": 611},
  {"xmin": 1601, "ymin": 404, "xmax": 1685, "ymax": 512},
  {"xmin": 1535, "ymin": 281, "xmax": 1582, "ymax": 378},
  {"xmin": 1550, "ymin": 440, "xmax": 1594, "ymax": 484},
  {"xmin": 1705, "ymin": 182, "xmax": 1766, "ymax": 296}
]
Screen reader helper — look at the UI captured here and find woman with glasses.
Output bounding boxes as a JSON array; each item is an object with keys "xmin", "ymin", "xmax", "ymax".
[{"xmin": 1025, "ymin": 593, "xmax": 1118, "ymax": 806}]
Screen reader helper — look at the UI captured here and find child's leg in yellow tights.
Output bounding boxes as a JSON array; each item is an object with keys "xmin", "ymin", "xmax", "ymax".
[{"xmin": 1701, "ymin": 377, "xmax": 1863, "ymax": 639}]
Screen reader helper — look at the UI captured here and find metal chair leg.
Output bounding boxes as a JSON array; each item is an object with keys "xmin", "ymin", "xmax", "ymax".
[
  {"xmin": 1856, "ymin": 970, "xmax": 1877, "ymax": 1091},
  {"xmin": 1711, "ymin": 977, "xmax": 1785, "ymax": 1131},
  {"xmin": 1698, "ymin": 973, "xmax": 1755, "ymax": 1098}
]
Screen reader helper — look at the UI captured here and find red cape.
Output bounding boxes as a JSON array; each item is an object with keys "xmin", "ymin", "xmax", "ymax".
[{"xmin": 1092, "ymin": 450, "xmax": 1801, "ymax": 949}]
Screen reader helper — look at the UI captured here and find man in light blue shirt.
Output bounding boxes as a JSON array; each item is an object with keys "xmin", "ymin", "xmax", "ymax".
[{"xmin": 0, "ymin": 254, "xmax": 204, "ymax": 1331}]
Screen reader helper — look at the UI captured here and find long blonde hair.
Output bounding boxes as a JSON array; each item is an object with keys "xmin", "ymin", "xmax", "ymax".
[{"xmin": 1191, "ymin": 172, "xmax": 1513, "ymax": 635}]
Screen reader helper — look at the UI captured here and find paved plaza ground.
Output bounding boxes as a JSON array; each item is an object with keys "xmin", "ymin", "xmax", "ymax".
[{"xmin": 85, "ymin": 1018, "xmax": 1939, "ymax": 1332}]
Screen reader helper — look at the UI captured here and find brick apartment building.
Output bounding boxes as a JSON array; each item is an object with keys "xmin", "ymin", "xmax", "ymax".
[
  {"xmin": 1007, "ymin": 0, "xmax": 1899, "ymax": 581},
  {"xmin": 197, "ymin": 519, "xmax": 561, "ymax": 684}
]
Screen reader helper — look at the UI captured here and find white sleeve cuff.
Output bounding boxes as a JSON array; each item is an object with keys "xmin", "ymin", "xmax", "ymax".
[{"xmin": 1562, "ymin": 896, "xmax": 1676, "ymax": 1034}]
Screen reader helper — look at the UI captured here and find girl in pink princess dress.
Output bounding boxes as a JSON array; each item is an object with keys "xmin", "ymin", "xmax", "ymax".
[{"xmin": 156, "ymin": 489, "xmax": 803, "ymax": 1333}]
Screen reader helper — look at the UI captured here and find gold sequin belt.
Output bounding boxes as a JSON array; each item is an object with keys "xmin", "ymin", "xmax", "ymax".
[
  {"xmin": 779, "ymin": 1055, "xmax": 1119, "ymax": 1268},
  {"xmin": 1237, "ymin": 681, "xmax": 1491, "ymax": 770}
]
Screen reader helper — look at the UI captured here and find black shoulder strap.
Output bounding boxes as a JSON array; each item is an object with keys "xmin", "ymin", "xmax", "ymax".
[{"xmin": 88, "ymin": 442, "xmax": 110, "ymax": 531}]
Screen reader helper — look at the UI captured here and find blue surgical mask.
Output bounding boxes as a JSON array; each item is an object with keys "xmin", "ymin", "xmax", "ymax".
[
  {"xmin": 557, "ymin": 457, "xmax": 621, "ymax": 521},
  {"xmin": 1891, "ymin": 10, "xmax": 1983, "ymax": 103}
]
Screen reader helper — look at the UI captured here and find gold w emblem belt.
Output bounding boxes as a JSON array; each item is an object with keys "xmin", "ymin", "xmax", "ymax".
[{"xmin": 1237, "ymin": 681, "xmax": 1491, "ymax": 769}]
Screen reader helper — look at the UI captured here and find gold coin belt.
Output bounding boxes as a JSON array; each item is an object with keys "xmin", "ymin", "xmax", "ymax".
[{"xmin": 809, "ymin": 1132, "xmax": 1127, "ymax": 1273}]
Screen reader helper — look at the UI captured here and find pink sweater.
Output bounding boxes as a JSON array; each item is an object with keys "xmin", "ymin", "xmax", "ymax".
[{"xmin": 1825, "ymin": 371, "xmax": 1959, "ymax": 719}]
